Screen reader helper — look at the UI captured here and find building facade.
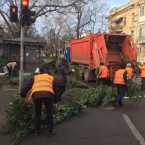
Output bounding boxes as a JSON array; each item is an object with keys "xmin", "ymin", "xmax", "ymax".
[{"xmin": 108, "ymin": 0, "xmax": 145, "ymax": 63}]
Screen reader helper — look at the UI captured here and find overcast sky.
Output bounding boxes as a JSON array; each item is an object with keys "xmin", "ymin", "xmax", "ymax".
[{"xmin": 109, "ymin": 0, "xmax": 130, "ymax": 9}]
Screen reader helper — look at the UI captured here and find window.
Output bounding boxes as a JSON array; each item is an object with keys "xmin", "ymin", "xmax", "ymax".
[
  {"xmin": 144, "ymin": 56, "xmax": 145, "ymax": 62},
  {"xmin": 140, "ymin": 7, "xmax": 144, "ymax": 17},
  {"xmin": 141, "ymin": 47, "xmax": 144, "ymax": 53},
  {"xmin": 139, "ymin": 24, "xmax": 145, "ymax": 38},
  {"xmin": 139, "ymin": 47, "xmax": 141, "ymax": 53},
  {"xmin": 115, "ymin": 17, "xmax": 123, "ymax": 24},
  {"xmin": 138, "ymin": 47, "xmax": 144, "ymax": 53},
  {"xmin": 132, "ymin": 13, "xmax": 136, "ymax": 22},
  {"xmin": 124, "ymin": 17, "xmax": 126, "ymax": 26},
  {"xmin": 131, "ymin": 30, "xmax": 134, "ymax": 38},
  {"xmin": 139, "ymin": 27, "xmax": 142, "ymax": 38}
]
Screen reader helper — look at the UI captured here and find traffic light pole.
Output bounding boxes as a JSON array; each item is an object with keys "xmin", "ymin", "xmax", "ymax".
[{"xmin": 19, "ymin": 26, "xmax": 24, "ymax": 93}]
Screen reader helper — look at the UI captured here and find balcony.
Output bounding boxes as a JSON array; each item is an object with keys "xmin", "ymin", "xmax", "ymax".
[
  {"xmin": 138, "ymin": 36, "xmax": 145, "ymax": 43},
  {"xmin": 110, "ymin": 25, "xmax": 123, "ymax": 33}
]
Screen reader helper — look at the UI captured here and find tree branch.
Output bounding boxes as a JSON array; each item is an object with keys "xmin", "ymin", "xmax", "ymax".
[
  {"xmin": 36, "ymin": 0, "xmax": 79, "ymax": 17},
  {"xmin": 0, "ymin": 10, "xmax": 14, "ymax": 36}
]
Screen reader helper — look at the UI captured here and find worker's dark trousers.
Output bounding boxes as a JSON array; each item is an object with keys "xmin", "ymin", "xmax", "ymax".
[
  {"xmin": 115, "ymin": 84, "xmax": 126, "ymax": 104},
  {"xmin": 33, "ymin": 97, "xmax": 54, "ymax": 132},
  {"xmin": 6, "ymin": 66, "xmax": 11, "ymax": 77},
  {"xmin": 98, "ymin": 78, "xmax": 108, "ymax": 86},
  {"xmin": 53, "ymin": 85, "xmax": 66, "ymax": 102},
  {"xmin": 141, "ymin": 77, "xmax": 145, "ymax": 90}
]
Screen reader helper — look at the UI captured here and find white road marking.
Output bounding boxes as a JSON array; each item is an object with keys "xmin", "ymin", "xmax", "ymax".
[
  {"xmin": 122, "ymin": 114, "xmax": 145, "ymax": 145},
  {"xmin": 123, "ymin": 96, "xmax": 145, "ymax": 99}
]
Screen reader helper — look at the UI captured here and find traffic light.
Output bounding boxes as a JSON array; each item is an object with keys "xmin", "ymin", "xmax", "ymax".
[
  {"xmin": 10, "ymin": 5, "xmax": 18, "ymax": 22},
  {"xmin": 29, "ymin": 10, "xmax": 36, "ymax": 24},
  {"xmin": 21, "ymin": 0, "xmax": 29, "ymax": 6},
  {"xmin": 20, "ymin": 0, "xmax": 29, "ymax": 26},
  {"xmin": 20, "ymin": 0, "xmax": 36, "ymax": 26}
]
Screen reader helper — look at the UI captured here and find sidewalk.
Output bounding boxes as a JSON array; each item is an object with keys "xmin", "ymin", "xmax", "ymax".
[{"xmin": 0, "ymin": 90, "xmax": 140, "ymax": 145}]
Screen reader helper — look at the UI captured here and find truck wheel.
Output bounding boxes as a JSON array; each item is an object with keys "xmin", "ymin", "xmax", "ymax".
[
  {"xmin": 78, "ymin": 67, "xmax": 84, "ymax": 80},
  {"xmin": 84, "ymin": 68, "xmax": 90, "ymax": 81}
]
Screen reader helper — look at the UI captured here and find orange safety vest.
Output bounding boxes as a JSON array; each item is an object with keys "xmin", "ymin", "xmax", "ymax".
[
  {"xmin": 99, "ymin": 66, "xmax": 109, "ymax": 78},
  {"xmin": 125, "ymin": 67, "xmax": 133, "ymax": 79},
  {"xmin": 28, "ymin": 74, "xmax": 54, "ymax": 101},
  {"xmin": 114, "ymin": 69, "xmax": 126, "ymax": 85},
  {"xmin": 138, "ymin": 65, "xmax": 145, "ymax": 78}
]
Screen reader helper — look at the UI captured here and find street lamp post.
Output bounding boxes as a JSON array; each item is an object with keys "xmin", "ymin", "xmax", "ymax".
[
  {"xmin": 19, "ymin": 26, "xmax": 24, "ymax": 93},
  {"xmin": 58, "ymin": 43, "xmax": 60, "ymax": 61}
]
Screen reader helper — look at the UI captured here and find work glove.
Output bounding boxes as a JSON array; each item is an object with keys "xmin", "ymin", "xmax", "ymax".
[
  {"xmin": 20, "ymin": 98, "xmax": 26, "ymax": 102},
  {"xmin": 71, "ymin": 69, "xmax": 75, "ymax": 72},
  {"xmin": 53, "ymin": 103, "xmax": 59, "ymax": 111}
]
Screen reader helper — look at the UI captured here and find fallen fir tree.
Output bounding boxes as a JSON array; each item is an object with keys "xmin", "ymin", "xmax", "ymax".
[
  {"xmin": 0, "ymin": 96, "xmax": 84, "ymax": 145},
  {"xmin": 0, "ymin": 80, "xmax": 144, "ymax": 145},
  {"xmin": 74, "ymin": 82, "xmax": 143, "ymax": 108},
  {"xmin": 127, "ymin": 80, "xmax": 143, "ymax": 104}
]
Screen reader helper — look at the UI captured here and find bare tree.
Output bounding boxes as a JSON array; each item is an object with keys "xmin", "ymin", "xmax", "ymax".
[
  {"xmin": 43, "ymin": 14, "xmax": 67, "ymax": 58},
  {"xmin": 64, "ymin": 0, "xmax": 108, "ymax": 39},
  {"xmin": 89, "ymin": 0, "xmax": 109, "ymax": 33},
  {"xmin": 0, "ymin": 0, "xmax": 79, "ymax": 37},
  {"xmin": 40, "ymin": 0, "xmax": 109, "ymax": 57}
]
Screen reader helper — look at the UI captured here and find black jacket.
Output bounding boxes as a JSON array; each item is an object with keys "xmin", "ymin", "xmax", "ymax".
[{"xmin": 54, "ymin": 62, "xmax": 68, "ymax": 86}]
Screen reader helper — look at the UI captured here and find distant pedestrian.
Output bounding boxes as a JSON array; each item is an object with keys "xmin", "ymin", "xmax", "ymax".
[
  {"xmin": 3, "ymin": 66, "xmax": 8, "ymax": 75},
  {"xmin": 53, "ymin": 58, "xmax": 68, "ymax": 103},
  {"xmin": 138, "ymin": 62, "xmax": 145, "ymax": 90},
  {"xmin": 113, "ymin": 64, "xmax": 128, "ymax": 107},
  {"xmin": 6, "ymin": 62, "xmax": 17, "ymax": 77},
  {"xmin": 97, "ymin": 62, "xmax": 109, "ymax": 86},
  {"xmin": 20, "ymin": 67, "xmax": 58, "ymax": 137},
  {"xmin": 125, "ymin": 63, "xmax": 134, "ymax": 80}
]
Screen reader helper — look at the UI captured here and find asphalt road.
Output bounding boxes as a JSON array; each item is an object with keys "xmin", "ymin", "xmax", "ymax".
[{"xmin": 0, "ymin": 77, "xmax": 145, "ymax": 145}]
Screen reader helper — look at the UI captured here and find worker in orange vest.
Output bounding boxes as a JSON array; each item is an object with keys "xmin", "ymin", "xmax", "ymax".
[
  {"xmin": 113, "ymin": 64, "xmax": 128, "ymax": 107},
  {"xmin": 20, "ymin": 67, "xmax": 58, "ymax": 137},
  {"xmin": 125, "ymin": 63, "xmax": 134, "ymax": 80},
  {"xmin": 97, "ymin": 62, "xmax": 109, "ymax": 86},
  {"xmin": 138, "ymin": 62, "xmax": 145, "ymax": 90}
]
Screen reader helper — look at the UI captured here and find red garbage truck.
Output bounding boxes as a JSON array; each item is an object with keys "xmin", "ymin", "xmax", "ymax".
[{"xmin": 69, "ymin": 32, "xmax": 137, "ymax": 81}]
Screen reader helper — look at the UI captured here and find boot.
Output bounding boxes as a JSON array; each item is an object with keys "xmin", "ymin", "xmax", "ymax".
[
  {"xmin": 118, "ymin": 101, "xmax": 123, "ymax": 107},
  {"xmin": 46, "ymin": 130, "xmax": 55, "ymax": 138}
]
